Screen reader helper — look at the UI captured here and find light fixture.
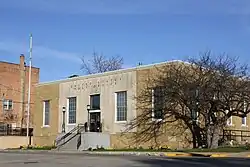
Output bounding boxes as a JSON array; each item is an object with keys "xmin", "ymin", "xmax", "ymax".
[
  {"xmin": 62, "ymin": 106, "xmax": 66, "ymax": 113},
  {"xmin": 87, "ymin": 105, "xmax": 90, "ymax": 110}
]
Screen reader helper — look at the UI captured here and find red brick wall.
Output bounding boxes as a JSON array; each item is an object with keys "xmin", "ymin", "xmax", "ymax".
[{"xmin": 0, "ymin": 55, "xmax": 39, "ymax": 128}]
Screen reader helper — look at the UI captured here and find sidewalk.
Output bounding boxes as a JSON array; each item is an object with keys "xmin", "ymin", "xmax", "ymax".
[{"xmin": 1, "ymin": 149, "xmax": 250, "ymax": 158}]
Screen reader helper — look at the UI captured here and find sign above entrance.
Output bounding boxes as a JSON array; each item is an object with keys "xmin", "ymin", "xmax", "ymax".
[{"xmin": 69, "ymin": 76, "xmax": 122, "ymax": 92}]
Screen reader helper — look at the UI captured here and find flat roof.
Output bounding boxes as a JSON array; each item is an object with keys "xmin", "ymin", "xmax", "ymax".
[
  {"xmin": 36, "ymin": 60, "xmax": 185, "ymax": 87},
  {"xmin": 0, "ymin": 61, "xmax": 40, "ymax": 70}
]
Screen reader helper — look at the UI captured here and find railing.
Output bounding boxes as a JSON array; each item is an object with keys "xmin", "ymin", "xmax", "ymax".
[
  {"xmin": 0, "ymin": 125, "xmax": 33, "ymax": 136},
  {"xmin": 55, "ymin": 124, "xmax": 85, "ymax": 148},
  {"xmin": 222, "ymin": 129, "xmax": 250, "ymax": 142}
]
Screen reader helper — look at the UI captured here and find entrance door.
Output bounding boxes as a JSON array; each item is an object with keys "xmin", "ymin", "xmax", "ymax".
[{"xmin": 89, "ymin": 112, "xmax": 101, "ymax": 132}]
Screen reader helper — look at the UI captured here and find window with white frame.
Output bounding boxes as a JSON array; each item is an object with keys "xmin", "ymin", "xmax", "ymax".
[
  {"xmin": 68, "ymin": 97, "xmax": 77, "ymax": 124},
  {"xmin": 116, "ymin": 91, "xmax": 127, "ymax": 122},
  {"xmin": 3, "ymin": 99, "xmax": 13, "ymax": 110},
  {"xmin": 227, "ymin": 116, "xmax": 233, "ymax": 125},
  {"xmin": 226, "ymin": 110, "xmax": 232, "ymax": 126},
  {"xmin": 43, "ymin": 100, "xmax": 50, "ymax": 126},
  {"xmin": 242, "ymin": 117, "xmax": 247, "ymax": 126},
  {"xmin": 152, "ymin": 87, "xmax": 164, "ymax": 120},
  {"xmin": 242, "ymin": 101, "xmax": 247, "ymax": 126}
]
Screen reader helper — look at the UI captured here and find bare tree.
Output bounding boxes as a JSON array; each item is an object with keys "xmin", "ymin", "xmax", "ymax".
[
  {"xmin": 125, "ymin": 51, "xmax": 250, "ymax": 149},
  {"xmin": 81, "ymin": 51, "xmax": 123, "ymax": 74},
  {"xmin": 0, "ymin": 109, "xmax": 18, "ymax": 124}
]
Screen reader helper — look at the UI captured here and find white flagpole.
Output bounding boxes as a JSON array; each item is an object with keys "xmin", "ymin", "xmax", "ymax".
[{"xmin": 27, "ymin": 33, "xmax": 32, "ymax": 146}]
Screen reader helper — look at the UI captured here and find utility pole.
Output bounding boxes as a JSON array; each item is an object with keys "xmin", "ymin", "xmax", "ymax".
[
  {"xmin": 26, "ymin": 33, "xmax": 32, "ymax": 146},
  {"xmin": 191, "ymin": 88, "xmax": 199, "ymax": 148}
]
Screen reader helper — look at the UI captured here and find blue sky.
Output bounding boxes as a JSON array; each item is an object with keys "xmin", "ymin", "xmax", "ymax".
[{"xmin": 0, "ymin": 0, "xmax": 250, "ymax": 82}]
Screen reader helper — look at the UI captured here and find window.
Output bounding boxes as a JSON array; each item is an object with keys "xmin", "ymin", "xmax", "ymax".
[
  {"xmin": 90, "ymin": 94, "xmax": 100, "ymax": 110},
  {"xmin": 68, "ymin": 97, "xmax": 77, "ymax": 124},
  {"xmin": 3, "ymin": 99, "xmax": 13, "ymax": 110},
  {"xmin": 152, "ymin": 87, "xmax": 164, "ymax": 120},
  {"xmin": 116, "ymin": 91, "xmax": 127, "ymax": 122},
  {"xmin": 226, "ymin": 110, "xmax": 232, "ymax": 126},
  {"xmin": 43, "ymin": 100, "xmax": 50, "ymax": 126},
  {"xmin": 242, "ymin": 101, "xmax": 247, "ymax": 126},
  {"xmin": 227, "ymin": 116, "xmax": 233, "ymax": 125},
  {"xmin": 242, "ymin": 117, "xmax": 247, "ymax": 126}
]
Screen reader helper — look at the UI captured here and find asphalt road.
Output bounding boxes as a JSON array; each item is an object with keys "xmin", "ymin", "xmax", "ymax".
[{"xmin": 1, "ymin": 152, "xmax": 250, "ymax": 167}]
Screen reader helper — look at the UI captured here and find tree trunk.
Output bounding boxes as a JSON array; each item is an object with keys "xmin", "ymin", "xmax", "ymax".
[
  {"xmin": 192, "ymin": 131, "xmax": 197, "ymax": 148},
  {"xmin": 193, "ymin": 124, "xmax": 203, "ymax": 148},
  {"xmin": 210, "ymin": 126, "xmax": 220, "ymax": 149},
  {"xmin": 207, "ymin": 125, "xmax": 212, "ymax": 148},
  {"xmin": 207, "ymin": 124, "xmax": 220, "ymax": 149},
  {"xmin": 196, "ymin": 129, "xmax": 203, "ymax": 148}
]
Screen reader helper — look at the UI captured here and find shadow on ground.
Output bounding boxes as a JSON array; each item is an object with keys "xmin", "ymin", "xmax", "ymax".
[
  {"xmin": 187, "ymin": 152, "xmax": 211, "ymax": 157},
  {"xmin": 132, "ymin": 157, "xmax": 250, "ymax": 167}
]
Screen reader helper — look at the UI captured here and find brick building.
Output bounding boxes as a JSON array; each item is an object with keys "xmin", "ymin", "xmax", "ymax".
[{"xmin": 0, "ymin": 54, "xmax": 39, "ymax": 129}]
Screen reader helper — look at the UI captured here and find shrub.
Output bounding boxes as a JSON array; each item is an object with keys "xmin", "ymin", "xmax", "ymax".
[
  {"xmin": 25, "ymin": 145, "xmax": 56, "ymax": 150},
  {"xmin": 245, "ymin": 143, "xmax": 250, "ymax": 150}
]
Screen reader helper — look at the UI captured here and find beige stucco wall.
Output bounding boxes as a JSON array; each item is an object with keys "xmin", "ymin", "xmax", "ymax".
[
  {"xmin": 33, "ymin": 83, "xmax": 59, "ymax": 146},
  {"xmin": 134, "ymin": 65, "xmax": 193, "ymax": 149},
  {"xmin": 32, "ymin": 61, "xmax": 192, "ymax": 149},
  {"xmin": 225, "ymin": 116, "xmax": 250, "ymax": 130},
  {"xmin": 224, "ymin": 116, "xmax": 250, "ymax": 143},
  {"xmin": 32, "ymin": 61, "xmax": 250, "ymax": 149},
  {"xmin": 0, "ymin": 136, "xmax": 33, "ymax": 149},
  {"xmin": 58, "ymin": 70, "xmax": 137, "ymax": 134}
]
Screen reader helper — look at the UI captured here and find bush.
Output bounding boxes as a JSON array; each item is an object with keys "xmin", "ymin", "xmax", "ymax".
[
  {"xmin": 218, "ymin": 138, "xmax": 225, "ymax": 146},
  {"xmin": 25, "ymin": 145, "xmax": 56, "ymax": 150},
  {"xmin": 245, "ymin": 143, "xmax": 250, "ymax": 150},
  {"xmin": 93, "ymin": 145, "xmax": 105, "ymax": 151}
]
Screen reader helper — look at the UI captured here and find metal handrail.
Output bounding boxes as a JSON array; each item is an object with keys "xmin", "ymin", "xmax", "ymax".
[
  {"xmin": 55, "ymin": 124, "xmax": 84, "ymax": 146},
  {"xmin": 56, "ymin": 126, "xmax": 85, "ymax": 148}
]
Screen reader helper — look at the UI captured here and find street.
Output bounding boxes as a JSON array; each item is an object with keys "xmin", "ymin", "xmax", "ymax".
[{"xmin": 0, "ymin": 152, "xmax": 250, "ymax": 167}]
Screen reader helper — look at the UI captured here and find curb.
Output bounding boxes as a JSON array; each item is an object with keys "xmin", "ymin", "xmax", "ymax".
[
  {"xmin": 1, "ymin": 150, "xmax": 250, "ymax": 158},
  {"xmin": 210, "ymin": 154, "xmax": 228, "ymax": 157},
  {"xmin": 163, "ymin": 153, "xmax": 193, "ymax": 157},
  {"xmin": 0, "ymin": 150, "xmax": 197, "ymax": 157}
]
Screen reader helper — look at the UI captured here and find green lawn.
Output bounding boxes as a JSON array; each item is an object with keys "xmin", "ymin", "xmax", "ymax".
[{"xmin": 26, "ymin": 145, "xmax": 56, "ymax": 150}]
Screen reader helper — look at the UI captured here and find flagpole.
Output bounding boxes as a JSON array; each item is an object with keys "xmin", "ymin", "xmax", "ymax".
[{"xmin": 27, "ymin": 33, "xmax": 32, "ymax": 146}]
